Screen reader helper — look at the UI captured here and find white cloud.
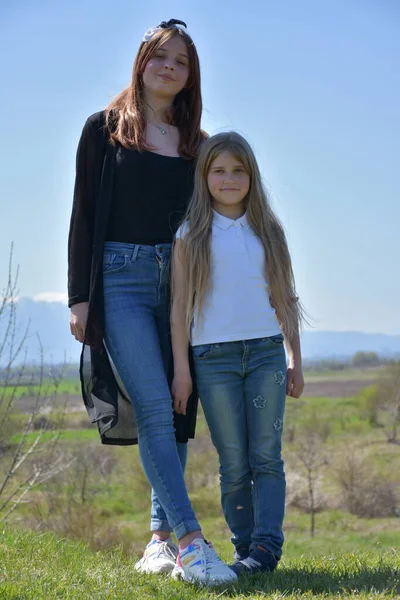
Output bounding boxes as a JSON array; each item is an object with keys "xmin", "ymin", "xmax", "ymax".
[{"xmin": 32, "ymin": 292, "xmax": 68, "ymax": 304}]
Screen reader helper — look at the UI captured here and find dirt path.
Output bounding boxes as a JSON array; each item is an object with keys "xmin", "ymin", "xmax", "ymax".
[
  {"xmin": 303, "ymin": 378, "xmax": 374, "ymax": 397},
  {"xmin": 14, "ymin": 394, "xmax": 84, "ymax": 414},
  {"xmin": 13, "ymin": 376, "xmax": 375, "ymax": 414}
]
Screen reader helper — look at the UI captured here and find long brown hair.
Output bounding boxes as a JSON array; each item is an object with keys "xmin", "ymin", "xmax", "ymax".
[
  {"xmin": 178, "ymin": 132, "xmax": 307, "ymax": 338},
  {"xmin": 105, "ymin": 26, "xmax": 203, "ymax": 159}
]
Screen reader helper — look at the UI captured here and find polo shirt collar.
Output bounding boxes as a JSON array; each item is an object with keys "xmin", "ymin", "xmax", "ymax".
[{"xmin": 212, "ymin": 209, "xmax": 251, "ymax": 230}]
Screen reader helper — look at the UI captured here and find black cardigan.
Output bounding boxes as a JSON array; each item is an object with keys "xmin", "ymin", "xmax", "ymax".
[{"xmin": 68, "ymin": 111, "xmax": 198, "ymax": 445}]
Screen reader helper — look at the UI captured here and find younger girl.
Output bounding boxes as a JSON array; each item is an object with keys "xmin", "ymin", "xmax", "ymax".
[{"xmin": 171, "ymin": 132, "xmax": 305, "ymax": 575}]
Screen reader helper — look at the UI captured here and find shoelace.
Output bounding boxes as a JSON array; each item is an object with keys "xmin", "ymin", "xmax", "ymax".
[
  {"xmin": 154, "ymin": 540, "xmax": 177, "ymax": 561},
  {"xmin": 203, "ymin": 542, "xmax": 223, "ymax": 566}
]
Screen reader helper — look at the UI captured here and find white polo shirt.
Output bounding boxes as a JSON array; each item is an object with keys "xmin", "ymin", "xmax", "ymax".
[{"xmin": 176, "ymin": 210, "xmax": 282, "ymax": 346}]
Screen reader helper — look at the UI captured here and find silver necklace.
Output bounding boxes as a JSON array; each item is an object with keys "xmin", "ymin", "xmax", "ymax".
[{"xmin": 151, "ymin": 121, "xmax": 168, "ymax": 135}]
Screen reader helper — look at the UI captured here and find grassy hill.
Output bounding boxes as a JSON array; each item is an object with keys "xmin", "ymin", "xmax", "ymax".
[{"xmin": 0, "ymin": 528, "xmax": 399, "ymax": 599}]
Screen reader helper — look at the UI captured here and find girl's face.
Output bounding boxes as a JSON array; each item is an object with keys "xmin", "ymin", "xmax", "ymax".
[
  {"xmin": 207, "ymin": 151, "xmax": 250, "ymax": 213},
  {"xmin": 142, "ymin": 36, "xmax": 190, "ymax": 100}
]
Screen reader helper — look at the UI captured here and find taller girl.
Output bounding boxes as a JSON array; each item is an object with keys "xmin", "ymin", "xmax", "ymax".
[
  {"xmin": 68, "ymin": 20, "xmax": 236, "ymax": 585},
  {"xmin": 172, "ymin": 132, "xmax": 306, "ymax": 575}
]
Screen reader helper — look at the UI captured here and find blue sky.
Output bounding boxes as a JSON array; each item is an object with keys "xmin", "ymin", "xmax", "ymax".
[{"xmin": 0, "ymin": 0, "xmax": 399, "ymax": 334}]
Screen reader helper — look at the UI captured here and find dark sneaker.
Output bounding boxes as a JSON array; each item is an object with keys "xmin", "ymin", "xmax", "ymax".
[
  {"xmin": 231, "ymin": 545, "xmax": 250, "ymax": 566},
  {"xmin": 230, "ymin": 545, "xmax": 278, "ymax": 575}
]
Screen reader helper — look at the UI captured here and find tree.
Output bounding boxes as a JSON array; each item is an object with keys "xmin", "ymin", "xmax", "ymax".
[
  {"xmin": 351, "ymin": 351, "xmax": 380, "ymax": 368},
  {"xmin": 0, "ymin": 246, "xmax": 70, "ymax": 522},
  {"xmin": 296, "ymin": 420, "xmax": 329, "ymax": 537},
  {"xmin": 377, "ymin": 363, "xmax": 400, "ymax": 444}
]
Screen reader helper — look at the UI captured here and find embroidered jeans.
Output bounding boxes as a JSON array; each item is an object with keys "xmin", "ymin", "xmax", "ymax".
[{"xmin": 193, "ymin": 336, "xmax": 287, "ymax": 557}]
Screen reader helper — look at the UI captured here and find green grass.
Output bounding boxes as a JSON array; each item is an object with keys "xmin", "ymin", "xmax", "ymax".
[
  {"xmin": 2, "ymin": 377, "xmax": 400, "ymax": 598},
  {"xmin": 0, "ymin": 369, "xmax": 377, "ymax": 397},
  {"xmin": 0, "ymin": 528, "xmax": 398, "ymax": 599},
  {"xmin": 11, "ymin": 427, "xmax": 99, "ymax": 444},
  {"xmin": 6, "ymin": 390, "xmax": 400, "ymax": 558},
  {"xmin": 8, "ymin": 391, "xmax": 380, "ymax": 444},
  {"xmin": 0, "ymin": 365, "xmax": 382, "ymax": 400},
  {"xmin": 284, "ymin": 394, "xmax": 375, "ymax": 440},
  {"xmin": 1, "ymin": 378, "xmax": 81, "ymax": 399}
]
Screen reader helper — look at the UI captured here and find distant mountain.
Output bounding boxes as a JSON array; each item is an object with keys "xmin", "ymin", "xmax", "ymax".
[
  {"xmin": 0, "ymin": 298, "xmax": 399, "ymax": 365},
  {"xmin": 0, "ymin": 298, "xmax": 79, "ymax": 365}
]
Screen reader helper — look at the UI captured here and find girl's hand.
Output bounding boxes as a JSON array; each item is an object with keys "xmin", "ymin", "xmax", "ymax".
[
  {"xmin": 172, "ymin": 373, "xmax": 193, "ymax": 415},
  {"xmin": 69, "ymin": 301, "xmax": 89, "ymax": 343},
  {"xmin": 286, "ymin": 364, "xmax": 304, "ymax": 398}
]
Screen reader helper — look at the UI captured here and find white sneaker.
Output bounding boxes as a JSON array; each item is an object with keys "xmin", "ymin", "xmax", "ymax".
[
  {"xmin": 171, "ymin": 538, "xmax": 237, "ymax": 586},
  {"xmin": 134, "ymin": 538, "xmax": 178, "ymax": 574}
]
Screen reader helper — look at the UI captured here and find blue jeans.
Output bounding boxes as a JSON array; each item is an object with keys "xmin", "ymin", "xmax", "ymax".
[
  {"xmin": 103, "ymin": 241, "xmax": 200, "ymax": 539},
  {"xmin": 193, "ymin": 336, "xmax": 287, "ymax": 558}
]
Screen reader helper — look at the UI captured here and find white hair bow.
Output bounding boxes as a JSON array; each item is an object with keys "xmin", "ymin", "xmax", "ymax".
[{"xmin": 142, "ymin": 19, "xmax": 189, "ymax": 42}]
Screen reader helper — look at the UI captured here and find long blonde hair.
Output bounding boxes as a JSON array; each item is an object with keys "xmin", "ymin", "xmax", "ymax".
[
  {"xmin": 105, "ymin": 26, "xmax": 204, "ymax": 159},
  {"xmin": 178, "ymin": 131, "xmax": 306, "ymax": 338}
]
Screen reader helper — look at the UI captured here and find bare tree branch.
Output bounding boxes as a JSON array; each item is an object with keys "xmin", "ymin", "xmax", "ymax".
[
  {"xmin": 0, "ymin": 245, "xmax": 68, "ymax": 520},
  {"xmin": 297, "ymin": 429, "xmax": 328, "ymax": 537}
]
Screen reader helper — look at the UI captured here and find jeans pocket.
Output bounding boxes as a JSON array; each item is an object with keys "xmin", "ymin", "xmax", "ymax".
[
  {"xmin": 251, "ymin": 335, "xmax": 284, "ymax": 347},
  {"xmin": 103, "ymin": 252, "xmax": 128, "ymax": 275},
  {"xmin": 269, "ymin": 334, "xmax": 284, "ymax": 346},
  {"xmin": 192, "ymin": 344, "xmax": 214, "ymax": 360}
]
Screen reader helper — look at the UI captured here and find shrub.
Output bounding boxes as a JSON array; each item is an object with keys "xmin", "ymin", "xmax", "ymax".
[{"xmin": 335, "ymin": 448, "xmax": 399, "ymax": 518}]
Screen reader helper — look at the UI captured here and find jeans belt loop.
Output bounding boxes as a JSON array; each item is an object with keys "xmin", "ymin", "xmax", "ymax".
[{"xmin": 131, "ymin": 245, "xmax": 140, "ymax": 262}]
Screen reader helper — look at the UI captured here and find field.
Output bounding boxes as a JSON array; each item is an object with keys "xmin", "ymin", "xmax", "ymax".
[
  {"xmin": 0, "ymin": 528, "xmax": 399, "ymax": 599},
  {"xmin": 1, "ymin": 367, "xmax": 400, "ymax": 598},
  {"xmin": 9, "ymin": 367, "xmax": 383, "ymax": 413}
]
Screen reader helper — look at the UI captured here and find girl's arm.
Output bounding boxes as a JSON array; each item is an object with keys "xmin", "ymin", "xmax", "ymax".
[
  {"xmin": 170, "ymin": 239, "xmax": 192, "ymax": 414},
  {"xmin": 68, "ymin": 115, "xmax": 105, "ymax": 343},
  {"xmin": 284, "ymin": 327, "xmax": 304, "ymax": 398},
  {"xmin": 68, "ymin": 118, "xmax": 98, "ymax": 309}
]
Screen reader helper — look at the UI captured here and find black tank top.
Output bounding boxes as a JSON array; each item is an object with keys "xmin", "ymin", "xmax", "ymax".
[{"xmin": 106, "ymin": 146, "xmax": 195, "ymax": 245}]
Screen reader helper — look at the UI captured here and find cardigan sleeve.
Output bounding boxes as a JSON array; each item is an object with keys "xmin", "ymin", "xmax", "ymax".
[{"xmin": 67, "ymin": 117, "xmax": 104, "ymax": 308}]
